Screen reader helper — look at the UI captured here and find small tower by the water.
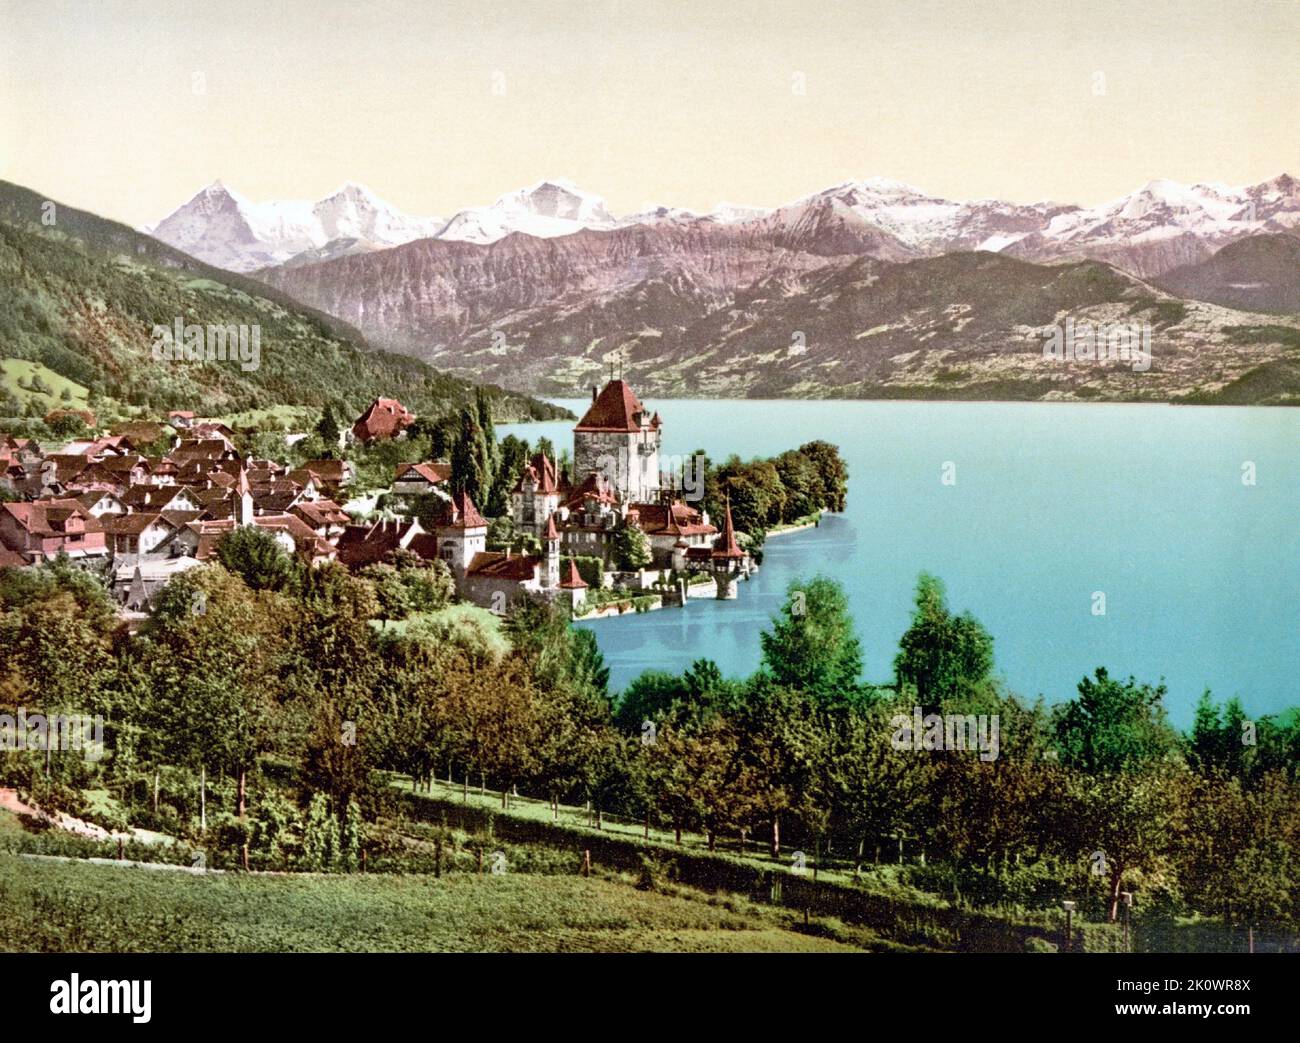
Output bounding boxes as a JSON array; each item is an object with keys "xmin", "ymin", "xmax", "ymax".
[{"xmin": 711, "ymin": 493, "xmax": 746, "ymax": 599}]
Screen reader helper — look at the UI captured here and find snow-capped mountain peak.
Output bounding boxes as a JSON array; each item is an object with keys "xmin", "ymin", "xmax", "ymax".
[
  {"xmin": 435, "ymin": 178, "xmax": 618, "ymax": 244},
  {"xmin": 144, "ymin": 182, "xmax": 442, "ymax": 271}
]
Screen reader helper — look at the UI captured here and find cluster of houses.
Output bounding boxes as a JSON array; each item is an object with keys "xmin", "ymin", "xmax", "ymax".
[{"xmin": 0, "ymin": 381, "xmax": 752, "ymax": 617}]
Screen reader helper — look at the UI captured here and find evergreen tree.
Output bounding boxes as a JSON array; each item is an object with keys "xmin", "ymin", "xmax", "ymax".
[{"xmin": 316, "ymin": 403, "xmax": 341, "ymax": 447}]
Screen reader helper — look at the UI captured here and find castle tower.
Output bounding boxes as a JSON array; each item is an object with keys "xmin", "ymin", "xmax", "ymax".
[
  {"xmin": 542, "ymin": 511, "xmax": 560, "ymax": 589},
  {"xmin": 572, "ymin": 379, "xmax": 661, "ymax": 505},
  {"xmin": 711, "ymin": 493, "xmax": 746, "ymax": 600},
  {"xmin": 511, "ymin": 451, "xmax": 563, "ymax": 536},
  {"xmin": 434, "ymin": 490, "xmax": 488, "ymax": 577}
]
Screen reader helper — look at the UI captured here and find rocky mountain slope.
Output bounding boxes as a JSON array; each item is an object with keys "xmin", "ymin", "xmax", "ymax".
[
  {"xmin": 1156, "ymin": 234, "xmax": 1300, "ymax": 314},
  {"xmin": 261, "ymin": 219, "xmax": 1300, "ymax": 403}
]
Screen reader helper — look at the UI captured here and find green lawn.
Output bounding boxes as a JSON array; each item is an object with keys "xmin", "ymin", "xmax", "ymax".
[
  {"xmin": 0, "ymin": 358, "xmax": 90, "ymax": 409},
  {"xmin": 0, "ymin": 852, "xmax": 859, "ymax": 952}
]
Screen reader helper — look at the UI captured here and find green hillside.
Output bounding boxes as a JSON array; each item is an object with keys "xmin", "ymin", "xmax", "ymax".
[{"xmin": 0, "ymin": 180, "xmax": 570, "ymax": 425}]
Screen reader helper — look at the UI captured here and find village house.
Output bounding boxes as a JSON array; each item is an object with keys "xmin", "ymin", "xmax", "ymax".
[
  {"xmin": 392, "ymin": 461, "xmax": 452, "ymax": 499},
  {"xmin": 0, "ymin": 499, "xmax": 108, "ymax": 564},
  {"xmin": 350, "ymin": 397, "xmax": 415, "ymax": 445}
]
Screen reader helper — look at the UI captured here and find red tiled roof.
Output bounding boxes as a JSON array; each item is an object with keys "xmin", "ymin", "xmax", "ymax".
[
  {"xmin": 542, "ymin": 512, "xmax": 559, "ymax": 540},
  {"xmin": 352, "ymin": 398, "xmax": 415, "ymax": 443},
  {"xmin": 433, "ymin": 490, "xmax": 487, "ymax": 530},
  {"xmin": 629, "ymin": 501, "xmax": 716, "ymax": 537},
  {"xmin": 2, "ymin": 499, "xmax": 101, "ymax": 537},
  {"xmin": 189, "ymin": 515, "xmax": 333, "ymax": 564},
  {"xmin": 335, "ymin": 519, "xmax": 424, "ymax": 568},
  {"xmin": 559, "ymin": 559, "xmax": 588, "ymax": 589},
  {"xmin": 713, "ymin": 495, "xmax": 745, "ymax": 560},
  {"xmin": 396, "ymin": 461, "xmax": 452, "ymax": 485},
  {"xmin": 291, "ymin": 499, "xmax": 350, "ymax": 528},
  {"xmin": 101, "ymin": 512, "xmax": 173, "ymax": 536},
  {"xmin": 574, "ymin": 380, "xmax": 652, "ymax": 433},
  {"xmin": 466, "ymin": 551, "xmax": 539, "ymax": 582},
  {"xmin": 513, "ymin": 452, "xmax": 560, "ymax": 495},
  {"xmin": 301, "ymin": 459, "xmax": 349, "ymax": 484},
  {"xmin": 0, "ymin": 546, "xmax": 27, "ymax": 568},
  {"xmin": 563, "ymin": 470, "xmax": 620, "ymax": 510}
]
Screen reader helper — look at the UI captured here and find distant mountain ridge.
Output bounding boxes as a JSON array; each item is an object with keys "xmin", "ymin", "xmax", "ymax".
[
  {"xmin": 261, "ymin": 224, "xmax": 1300, "ymax": 405},
  {"xmin": 148, "ymin": 173, "xmax": 1300, "ymax": 278},
  {"xmin": 1155, "ymin": 234, "xmax": 1300, "ymax": 314}
]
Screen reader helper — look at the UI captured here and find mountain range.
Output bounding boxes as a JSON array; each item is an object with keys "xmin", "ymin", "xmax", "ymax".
[
  {"xmin": 247, "ymin": 177, "xmax": 1300, "ymax": 404},
  {"xmin": 149, "ymin": 174, "xmax": 1300, "ymax": 278}
]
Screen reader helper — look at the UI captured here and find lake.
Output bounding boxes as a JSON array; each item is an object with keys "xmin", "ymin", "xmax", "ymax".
[{"xmin": 501, "ymin": 400, "xmax": 1299, "ymax": 726}]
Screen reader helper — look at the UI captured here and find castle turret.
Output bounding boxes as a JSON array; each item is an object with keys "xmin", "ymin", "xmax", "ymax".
[
  {"xmin": 434, "ymin": 490, "xmax": 488, "ymax": 578},
  {"xmin": 235, "ymin": 459, "xmax": 254, "ymax": 526},
  {"xmin": 711, "ymin": 493, "xmax": 746, "ymax": 599},
  {"xmin": 542, "ymin": 511, "xmax": 560, "ymax": 589}
]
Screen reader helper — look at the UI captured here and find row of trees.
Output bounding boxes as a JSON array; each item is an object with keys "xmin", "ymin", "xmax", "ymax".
[
  {"xmin": 2, "ymin": 551, "xmax": 1296, "ymax": 933},
  {"xmin": 693, "ymin": 440, "xmax": 849, "ymax": 540}
]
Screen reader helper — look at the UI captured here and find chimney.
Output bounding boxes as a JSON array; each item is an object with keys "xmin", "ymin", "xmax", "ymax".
[{"xmin": 591, "ymin": 386, "xmax": 598, "ymax": 403}]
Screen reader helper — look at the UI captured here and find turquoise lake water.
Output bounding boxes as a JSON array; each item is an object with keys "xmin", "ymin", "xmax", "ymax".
[{"xmin": 502, "ymin": 400, "xmax": 1299, "ymax": 726}]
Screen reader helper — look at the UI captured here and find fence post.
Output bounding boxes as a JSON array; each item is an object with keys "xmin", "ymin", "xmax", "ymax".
[{"xmin": 582, "ymin": 849, "xmax": 591, "ymax": 877}]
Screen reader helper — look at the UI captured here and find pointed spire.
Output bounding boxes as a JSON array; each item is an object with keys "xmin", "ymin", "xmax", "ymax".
[
  {"xmin": 713, "ymin": 491, "xmax": 744, "ymax": 560},
  {"xmin": 543, "ymin": 511, "xmax": 559, "ymax": 541},
  {"xmin": 559, "ymin": 558, "xmax": 588, "ymax": 589}
]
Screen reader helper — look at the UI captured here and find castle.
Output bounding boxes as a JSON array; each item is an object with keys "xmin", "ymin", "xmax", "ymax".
[{"xmin": 493, "ymin": 378, "xmax": 751, "ymax": 608}]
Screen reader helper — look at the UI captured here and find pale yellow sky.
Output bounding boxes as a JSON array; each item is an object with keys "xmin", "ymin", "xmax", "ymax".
[{"xmin": 2, "ymin": 0, "xmax": 1297, "ymax": 227}]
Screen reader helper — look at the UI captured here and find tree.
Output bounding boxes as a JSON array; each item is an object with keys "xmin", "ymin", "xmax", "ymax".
[
  {"xmin": 735, "ymin": 680, "xmax": 831, "ymax": 857},
  {"xmin": 215, "ymin": 526, "xmax": 300, "ymax": 593},
  {"xmin": 773, "ymin": 449, "xmax": 822, "ymax": 521},
  {"xmin": 894, "ymin": 573, "xmax": 994, "ymax": 712},
  {"xmin": 1053, "ymin": 667, "xmax": 1182, "ymax": 921},
  {"xmin": 760, "ymin": 576, "xmax": 863, "ymax": 706},
  {"xmin": 1053, "ymin": 667, "xmax": 1179, "ymax": 775},
  {"xmin": 316, "ymin": 404, "xmax": 341, "ymax": 447},
  {"xmin": 613, "ymin": 523, "xmax": 653, "ymax": 570},
  {"xmin": 143, "ymin": 567, "xmax": 285, "ymax": 820},
  {"xmin": 449, "ymin": 406, "xmax": 490, "ymax": 507},
  {"xmin": 302, "ymin": 699, "xmax": 373, "ymax": 814},
  {"xmin": 798, "ymin": 440, "xmax": 849, "ymax": 512},
  {"xmin": 488, "ymin": 434, "xmax": 529, "ymax": 517}
]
